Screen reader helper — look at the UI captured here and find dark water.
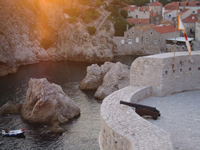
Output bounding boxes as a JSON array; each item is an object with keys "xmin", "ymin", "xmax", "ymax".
[{"xmin": 0, "ymin": 56, "xmax": 138, "ymax": 150}]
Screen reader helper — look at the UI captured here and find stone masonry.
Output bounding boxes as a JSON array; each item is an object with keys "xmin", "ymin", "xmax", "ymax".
[
  {"xmin": 130, "ymin": 51, "xmax": 200, "ymax": 96},
  {"xmin": 99, "ymin": 51, "xmax": 200, "ymax": 150}
]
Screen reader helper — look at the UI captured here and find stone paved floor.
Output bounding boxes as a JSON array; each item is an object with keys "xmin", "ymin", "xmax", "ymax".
[{"xmin": 137, "ymin": 90, "xmax": 200, "ymax": 150}]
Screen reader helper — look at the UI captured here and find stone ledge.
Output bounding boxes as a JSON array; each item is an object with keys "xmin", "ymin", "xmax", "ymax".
[{"xmin": 99, "ymin": 86, "xmax": 173, "ymax": 150}]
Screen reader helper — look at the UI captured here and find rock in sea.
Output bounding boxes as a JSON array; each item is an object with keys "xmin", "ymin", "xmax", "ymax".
[{"xmin": 21, "ymin": 78, "xmax": 80, "ymax": 133}]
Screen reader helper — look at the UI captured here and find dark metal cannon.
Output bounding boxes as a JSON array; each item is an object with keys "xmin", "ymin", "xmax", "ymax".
[{"xmin": 120, "ymin": 100, "xmax": 160, "ymax": 120}]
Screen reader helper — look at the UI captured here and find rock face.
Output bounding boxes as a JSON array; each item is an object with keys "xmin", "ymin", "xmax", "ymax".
[
  {"xmin": 47, "ymin": 22, "xmax": 116, "ymax": 62},
  {"xmin": 21, "ymin": 78, "xmax": 80, "ymax": 132},
  {"xmin": 0, "ymin": 101, "xmax": 22, "ymax": 115},
  {"xmin": 79, "ymin": 61, "xmax": 115, "ymax": 90},
  {"xmin": 0, "ymin": 47, "xmax": 18, "ymax": 76},
  {"xmin": 80, "ymin": 62, "xmax": 130, "ymax": 99},
  {"xmin": 95, "ymin": 62, "xmax": 130, "ymax": 99},
  {"xmin": 0, "ymin": 0, "xmax": 116, "ymax": 77}
]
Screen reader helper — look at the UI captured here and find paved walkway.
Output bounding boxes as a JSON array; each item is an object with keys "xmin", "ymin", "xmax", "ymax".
[
  {"xmin": 137, "ymin": 90, "xmax": 200, "ymax": 150},
  {"xmin": 95, "ymin": 12, "xmax": 111, "ymax": 34}
]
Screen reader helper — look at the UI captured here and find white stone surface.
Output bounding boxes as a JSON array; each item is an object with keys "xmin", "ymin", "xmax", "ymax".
[
  {"xmin": 130, "ymin": 52, "xmax": 200, "ymax": 96},
  {"xmin": 100, "ymin": 52, "xmax": 200, "ymax": 150},
  {"xmin": 99, "ymin": 86, "xmax": 173, "ymax": 150}
]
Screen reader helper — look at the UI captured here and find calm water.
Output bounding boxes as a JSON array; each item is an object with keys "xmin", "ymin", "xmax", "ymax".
[{"xmin": 0, "ymin": 56, "xmax": 138, "ymax": 150}]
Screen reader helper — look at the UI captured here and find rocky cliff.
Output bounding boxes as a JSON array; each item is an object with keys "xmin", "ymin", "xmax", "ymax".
[{"xmin": 0, "ymin": 0, "xmax": 116, "ymax": 76}]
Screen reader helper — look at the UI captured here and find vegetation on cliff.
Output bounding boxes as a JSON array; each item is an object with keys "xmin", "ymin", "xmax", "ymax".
[{"xmin": 105, "ymin": 4, "xmax": 133, "ymax": 36}]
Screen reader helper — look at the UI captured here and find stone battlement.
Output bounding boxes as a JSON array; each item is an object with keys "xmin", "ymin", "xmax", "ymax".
[
  {"xmin": 130, "ymin": 52, "xmax": 200, "ymax": 96},
  {"xmin": 99, "ymin": 52, "xmax": 200, "ymax": 150}
]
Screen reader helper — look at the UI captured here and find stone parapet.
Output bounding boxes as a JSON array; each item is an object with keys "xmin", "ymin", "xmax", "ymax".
[
  {"xmin": 99, "ymin": 86, "xmax": 173, "ymax": 150},
  {"xmin": 130, "ymin": 52, "xmax": 200, "ymax": 96},
  {"xmin": 99, "ymin": 52, "xmax": 200, "ymax": 149}
]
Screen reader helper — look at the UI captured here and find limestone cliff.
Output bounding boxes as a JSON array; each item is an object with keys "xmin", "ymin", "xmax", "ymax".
[{"xmin": 0, "ymin": 0, "xmax": 116, "ymax": 76}]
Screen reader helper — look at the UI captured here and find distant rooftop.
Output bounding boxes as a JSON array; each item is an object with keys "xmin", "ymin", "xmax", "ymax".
[
  {"xmin": 152, "ymin": 25, "xmax": 176, "ymax": 33},
  {"xmin": 150, "ymin": 1, "xmax": 163, "ymax": 6},
  {"xmin": 183, "ymin": 14, "xmax": 198, "ymax": 23},
  {"xmin": 165, "ymin": 1, "xmax": 200, "ymax": 8},
  {"xmin": 160, "ymin": 19, "xmax": 174, "ymax": 25},
  {"xmin": 127, "ymin": 18, "xmax": 149, "ymax": 25},
  {"xmin": 124, "ymin": 6, "xmax": 149, "ymax": 12}
]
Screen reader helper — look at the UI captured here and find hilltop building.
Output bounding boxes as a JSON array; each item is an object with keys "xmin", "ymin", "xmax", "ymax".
[
  {"xmin": 195, "ymin": 12, "xmax": 200, "ymax": 41},
  {"xmin": 113, "ymin": 25, "xmax": 182, "ymax": 55},
  {"xmin": 124, "ymin": 6, "xmax": 150, "ymax": 19},
  {"xmin": 182, "ymin": 14, "xmax": 198, "ymax": 37},
  {"xmin": 118, "ymin": 1, "xmax": 198, "ymax": 54},
  {"xmin": 149, "ymin": 1, "xmax": 163, "ymax": 15}
]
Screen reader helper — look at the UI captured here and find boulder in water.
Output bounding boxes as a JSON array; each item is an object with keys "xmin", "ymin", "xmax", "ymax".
[
  {"xmin": 94, "ymin": 62, "xmax": 130, "ymax": 99},
  {"xmin": 79, "ymin": 61, "xmax": 115, "ymax": 90},
  {"xmin": 0, "ymin": 101, "xmax": 22, "ymax": 115},
  {"xmin": 21, "ymin": 78, "xmax": 80, "ymax": 133}
]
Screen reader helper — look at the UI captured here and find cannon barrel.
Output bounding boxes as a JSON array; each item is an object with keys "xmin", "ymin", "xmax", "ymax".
[{"xmin": 120, "ymin": 100, "xmax": 157, "ymax": 111}]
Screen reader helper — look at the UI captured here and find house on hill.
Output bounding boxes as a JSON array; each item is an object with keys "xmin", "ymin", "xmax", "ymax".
[
  {"xmin": 195, "ymin": 12, "xmax": 200, "ymax": 41},
  {"xmin": 182, "ymin": 14, "xmax": 198, "ymax": 37},
  {"xmin": 160, "ymin": 19, "xmax": 174, "ymax": 26},
  {"xmin": 149, "ymin": 1, "xmax": 163, "ymax": 15},
  {"xmin": 150, "ymin": 12, "xmax": 163, "ymax": 24},
  {"xmin": 124, "ymin": 5, "xmax": 150, "ymax": 19},
  {"xmin": 113, "ymin": 25, "xmax": 181, "ymax": 55},
  {"xmin": 163, "ymin": 9, "xmax": 179, "ymax": 22},
  {"xmin": 126, "ymin": 18, "xmax": 149, "ymax": 25},
  {"xmin": 179, "ymin": 8, "xmax": 193, "ymax": 20},
  {"xmin": 164, "ymin": 1, "xmax": 200, "ymax": 12}
]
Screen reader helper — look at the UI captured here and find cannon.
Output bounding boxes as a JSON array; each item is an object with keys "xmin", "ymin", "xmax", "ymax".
[{"xmin": 120, "ymin": 101, "xmax": 160, "ymax": 120}]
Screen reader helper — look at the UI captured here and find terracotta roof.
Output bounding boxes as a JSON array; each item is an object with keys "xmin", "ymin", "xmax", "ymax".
[
  {"xmin": 164, "ymin": 3, "xmax": 180, "ymax": 10},
  {"xmin": 152, "ymin": 25, "xmax": 176, "ymax": 34},
  {"xmin": 165, "ymin": 10, "xmax": 176, "ymax": 14},
  {"xmin": 124, "ymin": 6, "xmax": 136, "ymax": 12},
  {"xmin": 121, "ymin": 2, "xmax": 129, "ymax": 6},
  {"xmin": 197, "ymin": 9, "xmax": 200, "ymax": 13},
  {"xmin": 178, "ymin": 1, "xmax": 200, "ymax": 7},
  {"xmin": 150, "ymin": 12, "xmax": 158, "ymax": 17},
  {"xmin": 182, "ymin": 14, "xmax": 198, "ymax": 23},
  {"xmin": 160, "ymin": 19, "xmax": 174, "ymax": 25},
  {"xmin": 124, "ymin": 6, "xmax": 149, "ymax": 12},
  {"xmin": 135, "ymin": 25, "xmax": 152, "ymax": 32},
  {"xmin": 150, "ymin": 1, "xmax": 163, "ymax": 6},
  {"xmin": 166, "ymin": 1, "xmax": 200, "ymax": 7},
  {"xmin": 127, "ymin": 18, "xmax": 149, "ymax": 25},
  {"xmin": 140, "ymin": 6, "xmax": 149, "ymax": 12},
  {"xmin": 179, "ymin": 8, "xmax": 190, "ymax": 14}
]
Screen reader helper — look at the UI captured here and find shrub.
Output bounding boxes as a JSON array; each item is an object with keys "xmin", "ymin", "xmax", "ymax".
[
  {"xmin": 120, "ymin": 9, "xmax": 128, "ymax": 18},
  {"xmin": 95, "ymin": 0, "xmax": 104, "ymax": 6},
  {"xmin": 114, "ymin": 16, "xmax": 134, "ymax": 36},
  {"xmin": 87, "ymin": 26, "xmax": 96, "ymax": 35},
  {"xmin": 81, "ymin": 8, "xmax": 99, "ymax": 23},
  {"xmin": 67, "ymin": 17, "xmax": 78, "ymax": 24},
  {"xmin": 63, "ymin": 8, "xmax": 81, "ymax": 18},
  {"xmin": 78, "ymin": 0, "xmax": 91, "ymax": 5}
]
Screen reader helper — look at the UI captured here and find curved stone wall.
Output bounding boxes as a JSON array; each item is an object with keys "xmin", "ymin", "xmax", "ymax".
[
  {"xmin": 99, "ymin": 52, "xmax": 200, "ymax": 150},
  {"xmin": 99, "ymin": 86, "xmax": 173, "ymax": 150}
]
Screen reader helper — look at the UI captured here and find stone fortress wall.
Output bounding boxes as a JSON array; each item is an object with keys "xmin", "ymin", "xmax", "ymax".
[
  {"xmin": 130, "ymin": 52, "xmax": 200, "ymax": 96},
  {"xmin": 99, "ymin": 52, "xmax": 200, "ymax": 150}
]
